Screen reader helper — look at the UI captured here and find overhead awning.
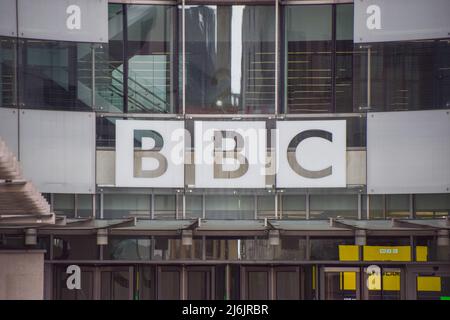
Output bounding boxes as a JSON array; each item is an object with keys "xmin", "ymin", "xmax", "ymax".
[{"xmin": 19, "ymin": 218, "xmax": 447, "ymax": 238}]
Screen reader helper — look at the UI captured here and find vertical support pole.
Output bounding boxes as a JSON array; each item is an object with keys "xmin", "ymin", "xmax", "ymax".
[
  {"xmin": 367, "ymin": 47, "xmax": 372, "ymax": 109},
  {"xmin": 274, "ymin": 192, "xmax": 278, "ymax": 219},
  {"xmin": 274, "ymin": 0, "xmax": 279, "ymax": 115},
  {"xmin": 225, "ymin": 264, "xmax": 230, "ymax": 300},
  {"xmin": 357, "ymin": 193, "xmax": 362, "ymax": 220},
  {"xmin": 306, "ymin": 193, "xmax": 310, "ymax": 219},
  {"xmin": 92, "ymin": 193, "xmax": 96, "ymax": 219},
  {"xmin": 254, "ymin": 194, "xmax": 258, "ymax": 219},
  {"xmin": 151, "ymin": 192, "xmax": 155, "ymax": 219},
  {"xmin": 366, "ymin": 194, "xmax": 370, "ymax": 219},
  {"xmin": 202, "ymin": 193, "xmax": 206, "ymax": 219},
  {"xmin": 99, "ymin": 193, "xmax": 104, "ymax": 219},
  {"xmin": 91, "ymin": 45, "xmax": 96, "ymax": 108},
  {"xmin": 182, "ymin": 0, "xmax": 186, "ymax": 115}
]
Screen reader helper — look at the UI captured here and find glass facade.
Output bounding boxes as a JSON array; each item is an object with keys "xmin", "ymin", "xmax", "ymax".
[
  {"xmin": 185, "ymin": 4, "xmax": 275, "ymax": 114},
  {"xmin": 1, "ymin": 1, "xmax": 450, "ymax": 301}
]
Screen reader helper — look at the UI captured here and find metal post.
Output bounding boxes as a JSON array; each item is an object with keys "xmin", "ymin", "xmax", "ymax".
[
  {"xmin": 367, "ymin": 47, "xmax": 372, "ymax": 109},
  {"xmin": 274, "ymin": 0, "xmax": 279, "ymax": 115},
  {"xmin": 182, "ymin": 0, "xmax": 186, "ymax": 115},
  {"xmin": 306, "ymin": 193, "xmax": 310, "ymax": 219},
  {"xmin": 91, "ymin": 45, "xmax": 95, "ymax": 108},
  {"xmin": 357, "ymin": 193, "xmax": 362, "ymax": 220}
]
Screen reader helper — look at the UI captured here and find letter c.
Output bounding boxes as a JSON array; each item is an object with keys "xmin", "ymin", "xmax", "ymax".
[{"xmin": 287, "ymin": 129, "xmax": 333, "ymax": 179}]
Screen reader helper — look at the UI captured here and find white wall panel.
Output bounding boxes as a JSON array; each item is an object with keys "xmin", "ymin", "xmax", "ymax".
[
  {"xmin": 367, "ymin": 110, "xmax": 450, "ymax": 194},
  {"xmin": 19, "ymin": 109, "xmax": 95, "ymax": 194}
]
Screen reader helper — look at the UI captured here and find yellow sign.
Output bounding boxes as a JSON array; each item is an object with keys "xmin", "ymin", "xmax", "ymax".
[{"xmin": 363, "ymin": 246, "xmax": 411, "ymax": 261}]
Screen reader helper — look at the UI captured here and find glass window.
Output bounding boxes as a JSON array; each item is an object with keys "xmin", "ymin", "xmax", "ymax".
[
  {"xmin": 310, "ymin": 237, "xmax": 354, "ymax": 260},
  {"xmin": 154, "ymin": 194, "xmax": 176, "ymax": 219},
  {"xmin": 126, "ymin": 5, "xmax": 176, "ymax": 113},
  {"xmin": 386, "ymin": 194, "xmax": 410, "ymax": 218},
  {"xmin": 53, "ymin": 194, "xmax": 75, "ymax": 218},
  {"xmin": 281, "ymin": 194, "xmax": 306, "ymax": 219},
  {"xmin": 19, "ymin": 40, "xmax": 93, "ymax": 111},
  {"xmin": 205, "ymin": 195, "xmax": 254, "ymax": 219},
  {"xmin": 335, "ymin": 4, "xmax": 354, "ymax": 112},
  {"xmin": 77, "ymin": 194, "xmax": 93, "ymax": 218},
  {"xmin": 415, "ymin": 194, "xmax": 450, "ymax": 219},
  {"xmin": 96, "ymin": 116, "xmax": 121, "ymax": 147},
  {"xmin": 365, "ymin": 195, "xmax": 384, "ymax": 219},
  {"xmin": 185, "ymin": 5, "xmax": 275, "ymax": 114},
  {"xmin": 309, "ymin": 194, "xmax": 358, "ymax": 219},
  {"xmin": 94, "ymin": 4, "xmax": 125, "ymax": 113},
  {"xmin": 257, "ymin": 195, "xmax": 275, "ymax": 219},
  {"xmin": 355, "ymin": 39, "xmax": 450, "ymax": 112},
  {"xmin": 52, "ymin": 235, "xmax": 98, "ymax": 260},
  {"xmin": 185, "ymin": 194, "xmax": 203, "ymax": 218},
  {"xmin": 103, "ymin": 194, "xmax": 150, "ymax": 219},
  {"xmin": 0, "ymin": 37, "xmax": 16, "ymax": 107},
  {"xmin": 285, "ymin": 5, "xmax": 332, "ymax": 113},
  {"xmin": 106, "ymin": 236, "xmax": 202, "ymax": 260}
]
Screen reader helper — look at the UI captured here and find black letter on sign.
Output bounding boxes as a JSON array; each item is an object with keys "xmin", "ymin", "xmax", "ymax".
[
  {"xmin": 133, "ymin": 130, "xmax": 168, "ymax": 178},
  {"xmin": 287, "ymin": 129, "xmax": 333, "ymax": 179}
]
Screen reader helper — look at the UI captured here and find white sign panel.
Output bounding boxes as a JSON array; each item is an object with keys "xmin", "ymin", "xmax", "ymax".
[
  {"xmin": 194, "ymin": 121, "xmax": 267, "ymax": 188},
  {"xmin": 116, "ymin": 120, "xmax": 184, "ymax": 188},
  {"xmin": 276, "ymin": 121, "xmax": 346, "ymax": 188}
]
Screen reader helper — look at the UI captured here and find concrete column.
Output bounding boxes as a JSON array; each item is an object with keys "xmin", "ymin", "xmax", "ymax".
[
  {"xmin": 437, "ymin": 229, "xmax": 450, "ymax": 261},
  {"xmin": 355, "ymin": 229, "xmax": 367, "ymax": 246},
  {"xmin": 0, "ymin": 250, "xmax": 45, "ymax": 299}
]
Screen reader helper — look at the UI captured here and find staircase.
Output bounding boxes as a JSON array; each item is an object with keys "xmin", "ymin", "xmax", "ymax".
[{"xmin": 0, "ymin": 138, "xmax": 54, "ymax": 225}]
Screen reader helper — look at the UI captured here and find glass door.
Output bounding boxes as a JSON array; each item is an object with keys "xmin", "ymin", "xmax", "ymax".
[
  {"xmin": 274, "ymin": 266, "xmax": 302, "ymax": 300},
  {"xmin": 362, "ymin": 266, "xmax": 402, "ymax": 300},
  {"xmin": 320, "ymin": 267, "xmax": 360, "ymax": 300},
  {"xmin": 242, "ymin": 266, "xmax": 270, "ymax": 300},
  {"xmin": 157, "ymin": 266, "xmax": 181, "ymax": 299},
  {"xmin": 411, "ymin": 267, "xmax": 450, "ymax": 300},
  {"xmin": 186, "ymin": 266, "xmax": 214, "ymax": 300},
  {"xmin": 99, "ymin": 266, "xmax": 134, "ymax": 300}
]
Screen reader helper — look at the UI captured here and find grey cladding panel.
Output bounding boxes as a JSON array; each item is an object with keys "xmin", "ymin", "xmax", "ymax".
[
  {"xmin": 367, "ymin": 110, "xmax": 450, "ymax": 194},
  {"xmin": 0, "ymin": 0, "xmax": 17, "ymax": 37},
  {"xmin": 354, "ymin": 0, "xmax": 450, "ymax": 43},
  {"xmin": 18, "ymin": 0, "xmax": 108, "ymax": 43},
  {"xmin": 19, "ymin": 109, "xmax": 96, "ymax": 194}
]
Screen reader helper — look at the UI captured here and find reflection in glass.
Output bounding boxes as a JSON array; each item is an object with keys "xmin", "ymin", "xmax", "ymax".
[
  {"xmin": 103, "ymin": 194, "xmax": 150, "ymax": 219},
  {"xmin": 285, "ymin": 5, "xmax": 332, "ymax": 113},
  {"xmin": 94, "ymin": 4, "xmax": 124, "ymax": 112},
  {"xmin": 53, "ymin": 194, "xmax": 75, "ymax": 218},
  {"xmin": 0, "ymin": 37, "xmax": 16, "ymax": 107},
  {"xmin": 355, "ymin": 39, "xmax": 450, "ymax": 111},
  {"xmin": 127, "ymin": 5, "xmax": 176, "ymax": 113},
  {"xmin": 386, "ymin": 194, "xmax": 410, "ymax": 218},
  {"xmin": 281, "ymin": 195, "xmax": 306, "ymax": 219},
  {"xmin": 335, "ymin": 4, "xmax": 354, "ymax": 112},
  {"xmin": 310, "ymin": 194, "xmax": 358, "ymax": 219},
  {"xmin": 415, "ymin": 194, "xmax": 450, "ymax": 218},
  {"xmin": 19, "ymin": 40, "xmax": 93, "ymax": 111},
  {"xmin": 185, "ymin": 5, "xmax": 275, "ymax": 114},
  {"xmin": 205, "ymin": 195, "xmax": 254, "ymax": 219}
]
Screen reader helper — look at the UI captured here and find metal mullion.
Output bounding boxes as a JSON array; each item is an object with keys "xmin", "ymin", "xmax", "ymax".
[
  {"xmin": 331, "ymin": 4, "xmax": 337, "ymax": 113},
  {"xmin": 275, "ymin": 0, "xmax": 279, "ymax": 115},
  {"xmin": 122, "ymin": 4, "xmax": 129, "ymax": 113}
]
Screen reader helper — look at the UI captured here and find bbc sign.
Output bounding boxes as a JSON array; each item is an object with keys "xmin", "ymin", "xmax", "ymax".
[{"xmin": 116, "ymin": 120, "xmax": 347, "ymax": 189}]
